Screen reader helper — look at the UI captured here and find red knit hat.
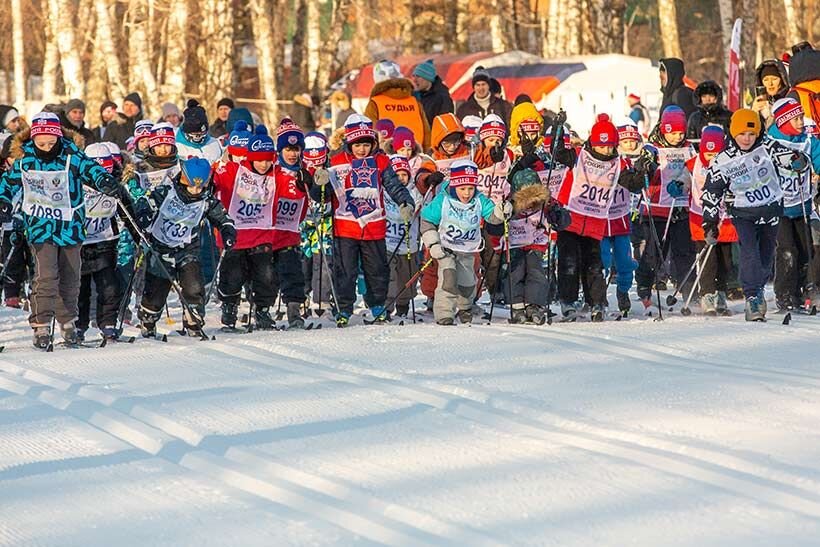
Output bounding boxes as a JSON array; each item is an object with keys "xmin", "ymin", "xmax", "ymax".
[
  {"xmin": 699, "ymin": 126, "xmax": 726, "ymax": 157},
  {"xmin": 392, "ymin": 126, "xmax": 416, "ymax": 151},
  {"xmin": 388, "ymin": 154, "xmax": 411, "ymax": 175},
  {"xmin": 773, "ymin": 98, "xmax": 804, "ymax": 134},
  {"xmin": 660, "ymin": 106, "xmax": 686, "ymax": 134},
  {"xmin": 588, "ymin": 114, "xmax": 618, "ymax": 147},
  {"xmin": 30, "ymin": 112, "xmax": 63, "ymax": 138},
  {"xmin": 479, "ymin": 114, "xmax": 506, "ymax": 141},
  {"xmin": 148, "ymin": 122, "xmax": 176, "ymax": 148},
  {"xmin": 448, "ymin": 159, "xmax": 479, "ymax": 187}
]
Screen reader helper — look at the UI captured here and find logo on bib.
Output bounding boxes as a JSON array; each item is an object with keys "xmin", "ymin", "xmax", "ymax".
[
  {"xmin": 757, "ymin": 167, "xmax": 768, "ymax": 178},
  {"xmin": 52, "ymin": 192, "xmax": 63, "ymax": 201}
]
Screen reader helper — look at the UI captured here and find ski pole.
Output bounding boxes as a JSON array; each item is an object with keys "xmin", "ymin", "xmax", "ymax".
[
  {"xmin": 641, "ymin": 177, "xmax": 664, "ymax": 321},
  {"xmin": 797, "ymin": 181, "xmax": 816, "ymax": 309},
  {"xmin": 665, "ymin": 243, "xmax": 711, "ymax": 306},
  {"xmin": 681, "ymin": 243, "xmax": 715, "ymax": 315},
  {"xmin": 317, "ymin": 185, "xmax": 326, "ymax": 316},
  {"xmin": 115, "ymin": 250, "xmax": 144, "ymax": 335},
  {"xmin": 405, "ymin": 219, "xmax": 417, "ymax": 323},
  {"xmin": 203, "ymin": 249, "xmax": 225, "ymax": 306},
  {"xmin": 546, "ymin": 231, "xmax": 555, "ymax": 325},
  {"xmin": 385, "ymin": 256, "xmax": 434, "ymax": 312},
  {"xmin": 503, "ymin": 204, "xmax": 515, "ymax": 323}
]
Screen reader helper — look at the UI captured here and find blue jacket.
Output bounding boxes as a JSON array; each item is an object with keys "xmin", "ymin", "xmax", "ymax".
[
  {"xmin": 0, "ymin": 133, "xmax": 125, "ymax": 246},
  {"xmin": 766, "ymin": 124, "xmax": 820, "ymax": 219},
  {"xmin": 421, "ymin": 183, "xmax": 496, "ymax": 226}
]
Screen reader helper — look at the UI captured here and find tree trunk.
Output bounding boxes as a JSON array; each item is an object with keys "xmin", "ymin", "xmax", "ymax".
[
  {"xmin": 249, "ymin": 0, "xmax": 281, "ymax": 124},
  {"xmin": 94, "ymin": 0, "xmax": 126, "ymax": 99},
  {"xmin": 306, "ymin": 0, "xmax": 323, "ymax": 93},
  {"xmin": 164, "ymin": 0, "xmax": 188, "ymax": 106},
  {"xmin": 42, "ymin": 18, "xmax": 59, "ymax": 102},
  {"xmin": 782, "ymin": 0, "xmax": 800, "ymax": 47},
  {"xmin": 289, "ymin": 0, "xmax": 308, "ymax": 99},
  {"xmin": 740, "ymin": 0, "xmax": 758, "ymax": 82},
  {"xmin": 564, "ymin": 0, "xmax": 582, "ymax": 55},
  {"xmin": 314, "ymin": 0, "xmax": 352, "ymax": 95},
  {"xmin": 11, "ymin": 0, "xmax": 26, "ymax": 106},
  {"xmin": 455, "ymin": 0, "xmax": 470, "ymax": 52},
  {"xmin": 127, "ymin": 0, "xmax": 159, "ymax": 116},
  {"xmin": 49, "ymin": 0, "xmax": 84, "ymax": 98},
  {"xmin": 546, "ymin": 0, "xmax": 562, "ymax": 57},
  {"xmin": 657, "ymin": 0, "xmax": 682, "ymax": 58},
  {"xmin": 490, "ymin": 4, "xmax": 506, "ymax": 53},
  {"xmin": 197, "ymin": 0, "xmax": 234, "ymax": 102}
]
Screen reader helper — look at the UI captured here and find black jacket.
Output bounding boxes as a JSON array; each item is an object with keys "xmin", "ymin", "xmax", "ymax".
[
  {"xmin": 659, "ymin": 58, "xmax": 697, "ymax": 120},
  {"xmin": 455, "ymin": 94, "xmax": 513, "ymax": 126},
  {"xmin": 105, "ymin": 112, "xmax": 144, "ymax": 149},
  {"xmin": 209, "ymin": 118, "xmax": 228, "ymax": 139},
  {"xmin": 686, "ymin": 81, "xmax": 733, "ymax": 145},
  {"xmin": 415, "ymin": 77, "xmax": 455, "ymax": 123}
]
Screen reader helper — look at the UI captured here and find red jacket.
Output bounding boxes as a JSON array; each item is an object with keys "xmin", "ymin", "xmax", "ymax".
[
  {"xmin": 328, "ymin": 151, "xmax": 391, "ymax": 240},
  {"xmin": 685, "ymin": 156, "xmax": 737, "ymax": 243},
  {"xmin": 271, "ymin": 164, "xmax": 309, "ymax": 250},
  {"xmin": 213, "ymin": 160, "xmax": 277, "ymax": 250}
]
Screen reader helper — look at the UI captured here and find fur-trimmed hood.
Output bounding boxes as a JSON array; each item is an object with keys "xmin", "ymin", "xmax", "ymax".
[
  {"xmin": 9, "ymin": 125, "xmax": 86, "ymax": 160},
  {"xmin": 369, "ymin": 78, "xmax": 415, "ymax": 99},
  {"xmin": 512, "ymin": 182, "xmax": 549, "ymax": 214}
]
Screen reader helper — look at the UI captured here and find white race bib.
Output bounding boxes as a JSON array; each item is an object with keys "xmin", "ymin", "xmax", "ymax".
[
  {"xmin": 439, "ymin": 196, "xmax": 483, "ymax": 252},
  {"xmin": 566, "ymin": 150, "xmax": 620, "ymax": 219},
  {"xmin": 537, "ymin": 165, "xmax": 568, "ymax": 198},
  {"xmin": 657, "ymin": 147, "xmax": 694, "ymax": 208},
  {"xmin": 608, "ymin": 185, "xmax": 631, "ymax": 219},
  {"xmin": 776, "ymin": 139, "xmax": 812, "ymax": 208},
  {"xmin": 21, "ymin": 157, "xmax": 73, "ymax": 222},
  {"xmin": 149, "ymin": 185, "xmax": 207, "ymax": 247},
  {"xmin": 137, "ymin": 163, "xmax": 180, "ymax": 191},
  {"xmin": 83, "ymin": 188, "xmax": 119, "ymax": 244},
  {"xmin": 384, "ymin": 184, "xmax": 422, "ymax": 254},
  {"xmin": 228, "ymin": 165, "xmax": 275, "ymax": 229},
  {"xmin": 477, "ymin": 153, "xmax": 511, "ymax": 204},
  {"xmin": 717, "ymin": 147, "xmax": 782, "ymax": 209}
]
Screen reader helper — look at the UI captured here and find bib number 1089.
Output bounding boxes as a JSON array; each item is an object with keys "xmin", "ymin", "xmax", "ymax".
[{"xmin": 28, "ymin": 203, "xmax": 63, "ymax": 220}]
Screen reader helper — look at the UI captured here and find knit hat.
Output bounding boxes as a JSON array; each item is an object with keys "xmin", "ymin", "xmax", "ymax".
[
  {"xmin": 804, "ymin": 117, "xmax": 819, "ymax": 137},
  {"xmin": 461, "ymin": 115, "xmax": 482, "ymax": 141},
  {"xmin": 448, "ymin": 159, "xmax": 480, "ymax": 187},
  {"xmin": 179, "ymin": 157, "xmax": 212, "ymax": 189},
  {"xmin": 162, "ymin": 102, "xmax": 182, "ymax": 119},
  {"xmin": 182, "ymin": 99, "xmax": 208, "ymax": 134},
  {"xmin": 227, "ymin": 120, "xmax": 252, "ymax": 157},
  {"xmin": 30, "ymin": 112, "xmax": 63, "ymax": 138},
  {"xmin": 123, "ymin": 92, "xmax": 142, "ymax": 110},
  {"xmin": 102, "ymin": 141, "xmax": 123, "ymax": 167},
  {"xmin": 479, "ymin": 114, "xmax": 506, "ymax": 141},
  {"xmin": 65, "ymin": 98, "xmax": 86, "ymax": 113},
  {"xmin": 760, "ymin": 64, "xmax": 781, "ymax": 80},
  {"xmin": 617, "ymin": 119, "xmax": 640, "ymax": 142},
  {"xmin": 0, "ymin": 105, "xmax": 19, "ymax": 128},
  {"xmin": 660, "ymin": 106, "xmax": 686, "ymax": 134},
  {"xmin": 773, "ymin": 98, "xmax": 804, "ymax": 130},
  {"xmin": 375, "ymin": 118, "xmax": 395, "ymax": 140},
  {"xmin": 303, "ymin": 131, "xmax": 329, "ymax": 167},
  {"xmin": 343, "ymin": 113, "xmax": 376, "ymax": 144},
  {"xmin": 588, "ymin": 114, "xmax": 618, "ymax": 147},
  {"xmin": 388, "ymin": 154, "xmax": 411, "ymax": 175},
  {"xmin": 133, "ymin": 119, "xmax": 153, "ymax": 145},
  {"xmin": 226, "ymin": 107, "xmax": 253, "ymax": 133},
  {"xmin": 391, "ymin": 126, "xmax": 416, "ymax": 151},
  {"xmin": 412, "ymin": 59, "xmax": 437, "ymax": 83},
  {"xmin": 276, "ymin": 117, "xmax": 305, "ymax": 151},
  {"xmin": 246, "ymin": 125, "xmax": 275, "ymax": 161},
  {"xmin": 519, "ymin": 118, "xmax": 542, "ymax": 135},
  {"xmin": 729, "ymin": 108, "xmax": 761, "ymax": 138},
  {"xmin": 510, "ymin": 168, "xmax": 541, "ymax": 194},
  {"xmin": 472, "ymin": 66, "xmax": 491, "ymax": 86},
  {"xmin": 699, "ymin": 126, "xmax": 726, "ymax": 155},
  {"xmin": 542, "ymin": 130, "xmax": 571, "ymax": 149},
  {"xmin": 217, "ymin": 97, "xmax": 235, "ymax": 110},
  {"xmin": 373, "ymin": 60, "xmax": 403, "ymax": 84},
  {"xmin": 85, "ymin": 142, "xmax": 114, "ymax": 173},
  {"xmin": 148, "ymin": 122, "xmax": 176, "ymax": 148},
  {"xmin": 627, "ymin": 93, "xmax": 640, "ymax": 102}
]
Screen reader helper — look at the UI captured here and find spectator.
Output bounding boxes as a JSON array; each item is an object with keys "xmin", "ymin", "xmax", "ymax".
[
  {"xmin": 455, "ymin": 66, "xmax": 513, "ymax": 126},
  {"xmin": 290, "ymin": 93, "xmax": 316, "ymax": 130},
  {"xmin": 364, "ymin": 59, "xmax": 431, "ymax": 150},
  {"xmin": 209, "ymin": 97, "xmax": 234, "ymax": 138},
  {"xmin": 330, "ymin": 90, "xmax": 357, "ymax": 131},
  {"xmin": 686, "ymin": 81, "xmax": 733, "ymax": 145},
  {"xmin": 61, "ymin": 98, "xmax": 96, "ymax": 145},
  {"xmin": 658, "ymin": 58, "xmax": 696, "ymax": 119},
  {"xmin": 92, "ymin": 100, "xmax": 118, "ymax": 142},
  {"xmin": 106, "ymin": 92, "xmax": 144, "ymax": 149},
  {"xmin": 411, "ymin": 59, "xmax": 454, "ymax": 123},
  {"xmin": 161, "ymin": 102, "xmax": 182, "ymax": 128}
]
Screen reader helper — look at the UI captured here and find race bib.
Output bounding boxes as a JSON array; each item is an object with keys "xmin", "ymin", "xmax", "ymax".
[
  {"xmin": 657, "ymin": 147, "xmax": 694, "ymax": 207},
  {"xmin": 83, "ymin": 188, "xmax": 119, "ymax": 243},
  {"xmin": 608, "ymin": 185, "xmax": 631, "ymax": 219},
  {"xmin": 275, "ymin": 197, "xmax": 304, "ymax": 233},
  {"xmin": 228, "ymin": 165, "xmax": 275, "ymax": 229},
  {"xmin": 566, "ymin": 150, "xmax": 620, "ymax": 219},
  {"xmin": 537, "ymin": 165, "xmax": 568, "ymax": 198},
  {"xmin": 137, "ymin": 164, "xmax": 180, "ymax": 191},
  {"xmin": 149, "ymin": 185, "xmax": 206, "ymax": 248},
  {"xmin": 477, "ymin": 153, "xmax": 510, "ymax": 204},
  {"xmin": 719, "ymin": 147, "xmax": 782, "ymax": 209},
  {"xmin": 776, "ymin": 139, "xmax": 812, "ymax": 208},
  {"xmin": 439, "ymin": 197, "xmax": 482, "ymax": 252},
  {"xmin": 21, "ymin": 158, "xmax": 73, "ymax": 222}
]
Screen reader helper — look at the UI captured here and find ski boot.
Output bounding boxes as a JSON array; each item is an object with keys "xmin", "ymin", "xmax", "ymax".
[
  {"xmin": 369, "ymin": 305, "xmax": 389, "ymax": 324},
  {"xmin": 221, "ymin": 302, "xmax": 239, "ymax": 329},
  {"xmin": 255, "ymin": 307, "xmax": 277, "ymax": 330},
  {"xmin": 436, "ymin": 316, "xmax": 454, "ymax": 326},
  {"xmin": 509, "ymin": 305, "xmax": 527, "ymax": 324},
  {"xmin": 526, "ymin": 304, "xmax": 547, "ymax": 325},
  {"xmin": 745, "ymin": 294, "xmax": 766, "ymax": 322},
  {"xmin": 700, "ymin": 292, "xmax": 718, "ymax": 316},
  {"xmin": 456, "ymin": 308, "xmax": 473, "ymax": 324},
  {"xmin": 286, "ymin": 302, "xmax": 305, "ymax": 329},
  {"xmin": 100, "ymin": 326, "xmax": 119, "ymax": 340},
  {"xmin": 75, "ymin": 328, "xmax": 87, "ymax": 342},
  {"xmin": 335, "ymin": 311, "xmax": 351, "ymax": 328},
  {"xmin": 394, "ymin": 305, "xmax": 409, "ymax": 319},
  {"xmin": 61, "ymin": 322, "xmax": 79, "ymax": 345},
  {"xmin": 803, "ymin": 284, "xmax": 820, "ymax": 312},
  {"xmin": 616, "ymin": 290, "xmax": 631, "ymax": 316},
  {"xmin": 716, "ymin": 291, "xmax": 731, "ymax": 316},
  {"xmin": 560, "ymin": 301, "xmax": 578, "ymax": 322},
  {"xmin": 32, "ymin": 326, "xmax": 51, "ymax": 349},
  {"xmin": 655, "ymin": 280, "xmax": 667, "ymax": 291},
  {"xmin": 138, "ymin": 305, "xmax": 162, "ymax": 338},
  {"xmin": 590, "ymin": 305, "xmax": 605, "ymax": 322}
]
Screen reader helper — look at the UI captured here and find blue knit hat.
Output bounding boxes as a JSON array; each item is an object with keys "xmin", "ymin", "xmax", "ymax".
[
  {"xmin": 227, "ymin": 120, "xmax": 252, "ymax": 156},
  {"xmin": 275, "ymin": 118, "xmax": 305, "ymax": 151},
  {"xmin": 226, "ymin": 107, "xmax": 253, "ymax": 133},
  {"xmin": 180, "ymin": 157, "xmax": 212, "ymax": 188},
  {"xmin": 412, "ymin": 59, "xmax": 437, "ymax": 83},
  {"xmin": 246, "ymin": 125, "xmax": 275, "ymax": 161}
]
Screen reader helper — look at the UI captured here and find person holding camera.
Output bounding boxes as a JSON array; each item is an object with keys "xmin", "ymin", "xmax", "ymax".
[{"xmin": 752, "ymin": 60, "xmax": 791, "ymax": 128}]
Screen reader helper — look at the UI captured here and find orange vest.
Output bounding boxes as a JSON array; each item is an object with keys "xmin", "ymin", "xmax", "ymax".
[
  {"xmin": 371, "ymin": 94, "xmax": 425, "ymax": 146},
  {"xmin": 793, "ymin": 80, "xmax": 820, "ymax": 125}
]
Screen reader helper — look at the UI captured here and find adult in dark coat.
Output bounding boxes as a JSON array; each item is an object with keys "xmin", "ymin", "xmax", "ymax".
[
  {"xmin": 658, "ymin": 58, "xmax": 697, "ymax": 119},
  {"xmin": 105, "ymin": 92, "xmax": 144, "ymax": 149},
  {"xmin": 455, "ymin": 66, "xmax": 513, "ymax": 126},
  {"xmin": 91, "ymin": 100, "xmax": 119, "ymax": 142},
  {"xmin": 61, "ymin": 98, "xmax": 96, "ymax": 146},
  {"xmin": 411, "ymin": 59, "xmax": 454, "ymax": 123},
  {"xmin": 686, "ymin": 80, "xmax": 733, "ymax": 146}
]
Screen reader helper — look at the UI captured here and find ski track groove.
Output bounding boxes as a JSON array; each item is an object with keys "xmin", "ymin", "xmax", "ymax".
[
  {"xmin": 192, "ymin": 340, "xmax": 820, "ymax": 520},
  {"xmin": 0, "ymin": 358, "xmax": 501, "ymax": 547}
]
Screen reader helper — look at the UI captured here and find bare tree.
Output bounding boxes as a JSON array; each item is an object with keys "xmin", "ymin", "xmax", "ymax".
[
  {"xmin": 657, "ymin": 0, "xmax": 683, "ymax": 58},
  {"xmin": 782, "ymin": 0, "xmax": 801, "ymax": 47},
  {"xmin": 162, "ymin": 0, "xmax": 188, "ymax": 106},
  {"xmin": 197, "ymin": 0, "xmax": 234, "ymax": 104},
  {"xmin": 49, "ymin": 0, "xmax": 84, "ymax": 98},
  {"xmin": 315, "ymin": 0, "xmax": 352, "ymax": 94},
  {"xmin": 94, "ymin": 0, "xmax": 127, "ymax": 99},
  {"xmin": 249, "ymin": 0, "xmax": 285, "ymax": 124},
  {"xmin": 127, "ymin": 0, "xmax": 159, "ymax": 115},
  {"xmin": 11, "ymin": 0, "xmax": 25, "ymax": 106},
  {"xmin": 306, "ymin": 0, "xmax": 323, "ymax": 93}
]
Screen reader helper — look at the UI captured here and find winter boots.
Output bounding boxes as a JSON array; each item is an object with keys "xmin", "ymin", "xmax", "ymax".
[
  {"xmin": 509, "ymin": 306, "xmax": 527, "ymax": 324},
  {"xmin": 335, "ymin": 311, "xmax": 351, "ymax": 328},
  {"xmin": 526, "ymin": 304, "xmax": 547, "ymax": 325},
  {"xmin": 138, "ymin": 305, "xmax": 162, "ymax": 338},
  {"xmin": 221, "ymin": 302, "xmax": 238, "ymax": 328},
  {"xmin": 254, "ymin": 307, "xmax": 276, "ymax": 330},
  {"xmin": 616, "ymin": 290, "xmax": 631, "ymax": 315},
  {"xmin": 700, "ymin": 293, "xmax": 718, "ymax": 316},
  {"xmin": 456, "ymin": 308, "xmax": 473, "ymax": 324},
  {"xmin": 560, "ymin": 301, "xmax": 578, "ymax": 322},
  {"xmin": 436, "ymin": 317, "xmax": 454, "ymax": 326},
  {"xmin": 286, "ymin": 302, "xmax": 305, "ymax": 329},
  {"xmin": 745, "ymin": 294, "xmax": 766, "ymax": 322},
  {"xmin": 369, "ymin": 305, "xmax": 388, "ymax": 324},
  {"xmin": 590, "ymin": 304, "xmax": 604, "ymax": 322},
  {"xmin": 32, "ymin": 326, "xmax": 50, "ymax": 349}
]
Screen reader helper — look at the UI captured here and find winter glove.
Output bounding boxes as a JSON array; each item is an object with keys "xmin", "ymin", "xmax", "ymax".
[
  {"xmin": 494, "ymin": 200, "xmax": 513, "ymax": 220},
  {"xmin": 428, "ymin": 242, "xmax": 449, "ymax": 260},
  {"xmin": 489, "ymin": 144, "xmax": 506, "ymax": 163},
  {"xmin": 0, "ymin": 200, "xmax": 12, "ymax": 224},
  {"xmin": 221, "ymin": 224, "xmax": 237, "ymax": 249},
  {"xmin": 521, "ymin": 136, "xmax": 537, "ymax": 157},
  {"xmin": 296, "ymin": 168, "xmax": 314, "ymax": 191},
  {"xmin": 426, "ymin": 172, "xmax": 445, "ymax": 187},
  {"xmin": 135, "ymin": 208, "xmax": 154, "ymax": 230},
  {"xmin": 666, "ymin": 180, "xmax": 685, "ymax": 198},
  {"xmin": 518, "ymin": 152, "xmax": 538, "ymax": 170},
  {"xmin": 554, "ymin": 146, "xmax": 577, "ymax": 169},
  {"xmin": 547, "ymin": 201, "xmax": 571, "ymax": 231},
  {"xmin": 790, "ymin": 152, "xmax": 809, "ymax": 173},
  {"xmin": 314, "ymin": 167, "xmax": 330, "ymax": 186},
  {"xmin": 398, "ymin": 203, "xmax": 414, "ymax": 223},
  {"xmin": 703, "ymin": 221, "xmax": 719, "ymax": 246}
]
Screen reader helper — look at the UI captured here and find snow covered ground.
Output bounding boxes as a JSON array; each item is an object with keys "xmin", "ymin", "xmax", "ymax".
[{"xmin": 2, "ymin": 293, "xmax": 820, "ymax": 546}]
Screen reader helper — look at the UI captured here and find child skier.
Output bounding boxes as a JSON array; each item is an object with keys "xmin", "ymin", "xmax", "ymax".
[
  {"xmin": 420, "ymin": 158, "xmax": 510, "ymax": 325},
  {"xmin": 702, "ymin": 108, "xmax": 811, "ymax": 321},
  {"xmin": 175, "ymin": 100, "xmax": 223, "ymax": 163},
  {"xmin": 301, "ymin": 131, "xmax": 334, "ymax": 314},
  {"xmin": 555, "ymin": 114, "xmax": 645, "ymax": 321},
  {"xmin": 310, "ymin": 114, "xmax": 414, "ymax": 327},
  {"xmin": 686, "ymin": 126, "xmax": 736, "ymax": 315},
  {"xmin": 0, "ymin": 111, "xmax": 136, "ymax": 348},
  {"xmin": 134, "ymin": 157, "xmax": 236, "ymax": 337}
]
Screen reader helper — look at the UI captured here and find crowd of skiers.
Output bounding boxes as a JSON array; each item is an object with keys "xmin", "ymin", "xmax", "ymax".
[{"xmin": 1, "ymin": 41, "xmax": 819, "ymax": 349}]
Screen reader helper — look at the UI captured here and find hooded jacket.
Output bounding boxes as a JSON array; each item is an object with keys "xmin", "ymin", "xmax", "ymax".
[
  {"xmin": 364, "ymin": 78, "xmax": 431, "ymax": 151},
  {"xmin": 659, "ymin": 58, "xmax": 697, "ymax": 120},
  {"xmin": 786, "ymin": 49, "xmax": 820, "ymax": 123},
  {"xmin": 415, "ymin": 76, "xmax": 455, "ymax": 125},
  {"xmin": 686, "ymin": 81, "xmax": 734, "ymax": 144},
  {"xmin": 455, "ymin": 93, "xmax": 513, "ymax": 127},
  {"xmin": 766, "ymin": 122, "xmax": 820, "ymax": 219}
]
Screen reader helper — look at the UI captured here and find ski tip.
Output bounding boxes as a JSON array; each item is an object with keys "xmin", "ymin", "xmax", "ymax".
[
  {"xmin": 615, "ymin": 315, "xmax": 622, "ymax": 321},
  {"xmin": 99, "ymin": 338, "xmax": 108, "ymax": 348},
  {"xmin": 811, "ymin": 306, "xmax": 818, "ymax": 316},
  {"xmin": 782, "ymin": 312, "xmax": 792, "ymax": 325},
  {"xmin": 160, "ymin": 334, "xmax": 168, "ymax": 342}
]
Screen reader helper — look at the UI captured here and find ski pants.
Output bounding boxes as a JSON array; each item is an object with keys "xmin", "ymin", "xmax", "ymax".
[
  {"xmin": 695, "ymin": 241, "xmax": 733, "ymax": 296},
  {"xmin": 774, "ymin": 216, "xmax": 820, "ymax": 300},
  {"xmin": 387, "ymin": 252, "xmax": 419, "ymax": 314},
  {"xmin": 557, "ymin": 231, "xmax": 606, "ymax": 307},
  {"xmin": 273, "ymin": 246, "xmax": 306, "ymax": 305},
  {"xmin": 218, "ymin": 245, "xmax": 276, "ymax": 307},
  {"xmin": 333, "ymin": 237, "xmax": 388, "ymax": 315},
  {"xmin": 506, "ymin": 248, "xmax": 547, "ymax": 307},
  {"xmin": 309, "ymin": 252, "xmax": 334, "ymax": 306},
  {"xmin": 600, "ymin": 234, "xmax": 635, "ymax": 294},
  {"xmin": 29, "ymin": 243, "xmax": 82, "ymax": 328},
  {"xmin": 1, "ymin": 234, "xmax": 31, "ymax": 300},
  {"xmin": 734, "ymin": 217, "xmax": 779, "ymax": 298},
  {"xmin": 480, "ymin": 229, "xmax": 502, "ymax": 299},
  {"xmin": 77, "ymin": 240, "xmax": 122, "ymax": 331},
  {"xmin": 433, "ymin": 251, "xmax": 477, "ymax": 321},
  {"xmin": 141, "ymin": 258, "xmax": 204, "ymax": 326},
  {"xmin": 635, "ymin": 216, "xmax": 695, "ymax": 299}
]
